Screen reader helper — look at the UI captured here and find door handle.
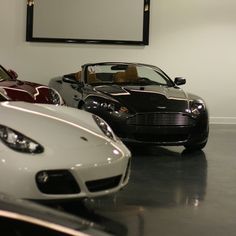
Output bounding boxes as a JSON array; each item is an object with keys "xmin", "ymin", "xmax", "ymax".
[{"xmin": 56, "ymin": 80, "xmax": 62, "ymax": 84}]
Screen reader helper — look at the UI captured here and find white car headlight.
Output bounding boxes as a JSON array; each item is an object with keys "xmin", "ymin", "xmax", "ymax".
[
  {"xmin": 92, "ymin": 115, "xmax": 117, "ymax": 141},
  {"xmin": 0, "ymin": 125, "xmax": 44, "ymax": 154}
]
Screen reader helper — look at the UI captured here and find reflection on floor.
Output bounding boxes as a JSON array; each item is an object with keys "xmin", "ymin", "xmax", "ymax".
[{"xmin": 47, "ymin": 124, "xmax": 236, "ymax": 236}]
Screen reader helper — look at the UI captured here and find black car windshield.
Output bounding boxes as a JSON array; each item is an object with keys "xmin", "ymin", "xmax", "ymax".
[
  {"xmin": 85, "ymin": 64, "xmax": 174, "ymax": 87},
  {"xmin": 0, "ymin": 66, "xmax": 13, "ymax": 81}
]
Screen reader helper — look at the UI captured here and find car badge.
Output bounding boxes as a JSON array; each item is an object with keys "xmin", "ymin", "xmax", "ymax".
[{"xmin": 157, "ymin": 106, "xmax": 167, "ymax": 109}]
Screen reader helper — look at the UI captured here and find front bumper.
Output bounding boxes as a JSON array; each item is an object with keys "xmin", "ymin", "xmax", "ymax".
[
  {"xmin": 34, "ymin": 157, "xmax": 131, "ymax": 200},
  {"xmin": 0, "ymin": 141, "xmax": 131, "ymax": 200},
  {"xmin": 107, "ymin": 112, "xmax": 209, "ymax": 146}
]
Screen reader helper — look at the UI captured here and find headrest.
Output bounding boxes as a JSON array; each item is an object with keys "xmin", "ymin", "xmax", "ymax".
[
  {"xmin": 125, "ymin": 66, "xmax": 138, "ymax": 80},
  {"xmin": 75, "ymin": 71, "xmax": 81, "ymax": 81}
]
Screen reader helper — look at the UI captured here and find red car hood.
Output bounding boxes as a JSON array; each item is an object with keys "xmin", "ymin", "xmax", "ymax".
[{"xmin": 0, "ymin": 80, "xmax": 52, "ymax": 103}]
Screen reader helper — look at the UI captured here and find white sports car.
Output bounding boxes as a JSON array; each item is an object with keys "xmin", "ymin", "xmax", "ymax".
[{"xmin": 0, "ymin": 95, "xmax": 131, "ymax": 201}]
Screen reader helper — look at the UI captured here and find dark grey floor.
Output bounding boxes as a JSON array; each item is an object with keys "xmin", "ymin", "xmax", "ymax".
[{"xmin": 55, "ymin": 124, "xmax": 236, "ymax": 235}]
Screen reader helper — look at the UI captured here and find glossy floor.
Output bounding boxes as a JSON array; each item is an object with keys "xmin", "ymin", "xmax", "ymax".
[{"xmin": 54, "ymin": 124, "xmax": 236, "ymax": 236}]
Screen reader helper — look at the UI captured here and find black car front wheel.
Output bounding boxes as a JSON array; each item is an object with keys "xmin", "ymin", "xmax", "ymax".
[{"xmin": 184, "ymin": 140, "xmax": 207, "ymax": 151}]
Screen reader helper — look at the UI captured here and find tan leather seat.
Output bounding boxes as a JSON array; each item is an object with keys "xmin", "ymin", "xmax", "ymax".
[
  {"xmin": 113, "ymin": 72, "xmax": 126, "ymax": 83},
  {"xmin": 113, "ymin": 66, "xmax": 139, "ymax": 83},
  {"xmin": 87, "ymin": 73, "xmax": 101, "ymax": 84},
  {"xmin": 125, "ymin": 65, "xmax": 138, "ymax": 83},
  {"xmin": 75, "ymin": 71, "xmax": 81, "ymax": 81}
]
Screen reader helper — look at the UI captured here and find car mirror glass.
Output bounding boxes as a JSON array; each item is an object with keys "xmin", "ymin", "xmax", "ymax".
[{"xmin": 174, "ymin": 77, "xmax": 186, "ymax": 86}]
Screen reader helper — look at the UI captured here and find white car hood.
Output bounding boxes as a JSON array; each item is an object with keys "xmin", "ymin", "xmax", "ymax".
[{"xmin": 0, "ymin": 101, "xmax": 111, "ymax": 151}]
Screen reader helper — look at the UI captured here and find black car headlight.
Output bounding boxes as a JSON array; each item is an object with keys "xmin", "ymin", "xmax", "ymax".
[
  {"xmin": 92, "ymin": 115, "xmax": 117, "ymax": 141},
  {"xmin": 0, "ymin": 125, "xmax": 44, "ymax": 154},
  {"xmin": 49, "ymin": 89, "xmax": 63, "ymax": 105},
  {"xmin": 100, "ymin": 102, "xmax": 129, "ymax": 116},
  {"xmin": 189, "ymin": 100, "xmax": 206, "ymax": 118}
]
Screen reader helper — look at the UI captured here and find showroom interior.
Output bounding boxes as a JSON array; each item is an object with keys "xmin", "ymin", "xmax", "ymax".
[{"xmin": 1, "ymin": 0, "xmax": 236, "ymax": 235}]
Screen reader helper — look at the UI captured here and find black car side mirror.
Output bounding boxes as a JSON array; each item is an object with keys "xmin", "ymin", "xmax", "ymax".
[{"xmin": 174, "ymin": 77, "xmax": 186, "ymax": 86}]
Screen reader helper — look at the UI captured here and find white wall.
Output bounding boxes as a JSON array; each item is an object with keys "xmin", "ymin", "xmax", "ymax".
[{"xmin": 1, "ymin": 0, "xmax": 236, "ymax": 123}]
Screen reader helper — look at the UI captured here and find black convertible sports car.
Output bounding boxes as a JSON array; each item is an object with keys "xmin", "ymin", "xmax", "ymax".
[{"xmin": 49, "ymin": 62, "xmax": 209, "ymax": 150}]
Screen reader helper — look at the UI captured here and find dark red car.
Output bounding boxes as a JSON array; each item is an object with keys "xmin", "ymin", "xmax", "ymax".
[{"xmin": 0, "ymin": 65, "xmax": 63, "ymax": 105}]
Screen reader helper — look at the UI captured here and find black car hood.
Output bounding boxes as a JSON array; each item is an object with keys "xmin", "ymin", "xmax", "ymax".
[{"xmin": 95, "ymin": 85, "xmax": 190, "ymax": 112}]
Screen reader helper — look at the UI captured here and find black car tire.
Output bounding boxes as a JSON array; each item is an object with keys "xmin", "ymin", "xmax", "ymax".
[
  {"xmin": 184, "ymin": 140, "xmax": 207, "ymax": 151},
  {"xmin": 78, "ymin": 101, "xmax": 85, "ymax": 110}
]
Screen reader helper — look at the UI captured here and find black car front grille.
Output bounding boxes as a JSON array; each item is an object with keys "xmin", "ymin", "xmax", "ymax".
[
  {"xmin": 133, "ymin": 133, "xmax": 189, "ymax": 143},
  {"xmin": 126, "ymin": 112, "xmax": 194, "ymax": 126},
  {"xmin": 86, "ymin": 175, "xmax": 122, "ymax": 192},
  {"xmin": 36, "ymin": 170, "xmax": 80, "ymax": 195}
]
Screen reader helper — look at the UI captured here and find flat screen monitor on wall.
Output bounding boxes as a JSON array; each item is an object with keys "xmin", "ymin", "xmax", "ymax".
[{"xmin": 26, "ymin": 0, "xmax": 150, "ymax": 45}]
